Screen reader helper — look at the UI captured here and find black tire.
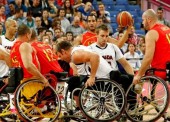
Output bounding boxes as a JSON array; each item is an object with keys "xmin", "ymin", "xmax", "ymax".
[
  {"xmin": 14, "ymin": 79, "xmax": 61, "ymax": 122},
  {"xmin": 79, "ymin": 79, "xmax": 126, "ymax": 122},
  {"xmin": 125, "ymin": 75, "xmax": 169, "ymax": 122}
]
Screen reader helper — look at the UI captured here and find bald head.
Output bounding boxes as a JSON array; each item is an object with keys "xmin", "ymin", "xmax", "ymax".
[
  {"xmin": 73, "ymin": 16, "xmax": 80, "ymax": 26},
  {"xmin": 142, "ymin": 9, "xmax": 158, "ymax": 30},
  {"xmin": 143, "ymin": 9, "xmax": 158, "ymax": 21}
]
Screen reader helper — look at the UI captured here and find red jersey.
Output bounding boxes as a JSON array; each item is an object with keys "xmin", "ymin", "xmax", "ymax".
[
  {"xmin": 151, "ymin": 24, "xmax": 170, "ymax": 79},
  {"xmin": 81, "ymin": 31, "xmax": 97, "ymax": 46},
  {"xmin": 10, "ymin": 41, "xmax": 39, "ymax": 78},
  {"xmin": 31, "ymin": 42, "xmax": 63, "ymax": 75}
]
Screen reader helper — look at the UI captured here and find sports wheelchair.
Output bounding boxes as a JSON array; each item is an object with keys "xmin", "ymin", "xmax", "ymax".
[{"xmin": 125, "ymin": 63, "xmax": 170, "ymax": 122}]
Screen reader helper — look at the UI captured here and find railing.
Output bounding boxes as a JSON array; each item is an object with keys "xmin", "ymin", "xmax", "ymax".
[{"xmin": 155, "ymin": 0, "xmax": 170, "ymax": 8}]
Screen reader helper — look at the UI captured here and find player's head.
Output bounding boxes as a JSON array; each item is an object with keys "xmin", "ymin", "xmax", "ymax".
[
  {"xmin": 96, "ymin": 24, "xmax": 109, "ymax": 47},
  {"xmin": 87, "ymin": 14, "xmax": 97, "ymax": 32},
  {"xmin": 142, "ymin": 9, "xmax": 158, "ymax": 30},
  {"xmin": 56, "ymin": 40, "xmax": 73, "ymax": 62}
]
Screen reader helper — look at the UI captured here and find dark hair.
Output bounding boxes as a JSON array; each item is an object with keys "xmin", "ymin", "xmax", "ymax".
[
  {"xmin": 87, "ymin": 14, "xmax": 97, "ymax": 21},
  {"xmin": 58, "ymin": 8, "xmax": 66, "ymax": 17},
  {"xmin": 66, "ymin": 31, "xmax": 73, "ymax": 35},
  {"xmin": 96, "ymin": 24, "xmax": 109, "ymax": 34},
  {"xmin": 31, "ymin": 29, "xmax": 37, "ymax": 40},
  {"xmin": 157, "ymin": 6, "xmax": 163, "ymax": 11},
  {"xmin": 17, "ymin": 24, "xmax": 31, "ymax": 36},
  {"xmin": 56, "ymin": 40, "xmax": 72, "ymax": 53}
]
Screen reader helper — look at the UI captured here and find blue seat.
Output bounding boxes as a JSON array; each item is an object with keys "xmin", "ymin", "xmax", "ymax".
[
  {"xmin": 105, "ymin": 5, "xmax": 114, "ymax": 11},
  {"xmin": 109, "ymin": 11, "xmax": 119, "ymax": 17},
  {"xmin": 135, "ymin": 23, "xmax": 141, "ymax": 29},
  {"xmin": 128, "ymin": 11, "xmax": 138, "ymax": 18},
  {"xmin": 113, "ymin": 5, "xmax": 126, "ymax": 11},
  {"xmin": 135, "ymin": 29, "xmax": 145, "ymax": 35},
  {"xmin": 127, "ymin": 5, "xmax": 141, "ymax": 12},
  {"xmin": 102, "ymin": 0, "xmax": 114, "ymax": 5},
  {"xmin": 111, "ymin": 23, "xmax": 118, "ymax": 32},
  {"xmin": 136, "ymin": 17, "xmax": 142, "ymax": 23},
  {"xmin": 116, "ymin": 0, "xmax": 129, "ymax": 5},
  {"xmin": 110, "ymin": 16, "xmax": 117, "ymax": 23}
]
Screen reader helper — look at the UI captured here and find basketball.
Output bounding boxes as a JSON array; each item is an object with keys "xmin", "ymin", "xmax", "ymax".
[{"xmin": 116, "ymin": 11, "xmax": 133, "ymax": 27}]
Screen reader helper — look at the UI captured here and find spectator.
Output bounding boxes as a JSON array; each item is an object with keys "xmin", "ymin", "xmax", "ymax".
[
  {"xmin": 66, "ymin": 31, "xmax": 74, "ymax": 43},
  {"xmin": 41, "ymin": 9, "xmax": 52, "ymax": 29},
  {"xmin": 23, "ymin": 9, "xmax": 36, "ymax": 29},
  {"xmin": 63, "ymin": 0, "xmax": 74, "ymax": 22},
  {"xmin": 45, "ymin": 29, "xmax": 54, "ymax": 45},
  {"xmin": 157, "ymin": 6, "xmax": 170, "ymax": 27},
  {"xmin": 37, "ymin": 27, "xmax": 46, "ymax": 41},
  {"xmin": 41, "ymin": 34, "xmax": 50, "ymax": 45},
  {"xmin": 53, "ymin": 27, "xmax": 62, "ymax": 42},
  {"xmin": 127, "ymin": 26, "xmax": 140, "ymax": 45},
  {"xmin": 8, "ymin": 8, "xmax": 24, "ymax": 26},
  {"xmin": 124, "ymin": 43, "xmax": 141, "ymax": 70},
  {"xmin": 57, "ymin": 0, "xmax": 74, "ymax": 7},
  {"xmin": 28, "ymin": 0, "xmax": 42, "ymax": 17},
  {"xmin": 47, "ymin": 0, "xmax": 58, "ymax": 18},
  {"xmin": 58, "ymin": 8, "xmax": 70, "ymax": 33},
  {"xmin": 14, "ymin": 0, "xmax": 28, "ymax": 17},
  {"xmin": 0, "ymin": 5, "xmax": 6, "ymax": 24},
  {"xmin": 74, "ymin": 11, "xmax": 87, "ymax": 29},
  {"xmin": 76, "ymin": 2, "xmax": 92, "ymax": 21},
  {"xmin": 66, "ymin": 16, "xmax": 85, "ymax": 37},
  {"xmin": 6, "ymin": 1, "xmax": 16, "ymax": 18},
  {"xmin": 97, "ymin": 2, "xmax": 110, "ymax": 23},
  {"xmin": 112, "ymin": 25, "xmax": 125, "ymax": 39},
  {"xmin": 138, "ymin": 42, "xmax": 145, "ymax": 60},
  {"xmin": 35, "ymin": 16, "xmax": 42, "ymax": 31}
]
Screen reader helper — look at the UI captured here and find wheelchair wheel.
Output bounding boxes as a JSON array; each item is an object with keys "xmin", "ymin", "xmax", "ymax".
[
  {"xmin": 79, "ymin": 79, "xmax": 126, "ymax": 122},
  {"xmin": 14, "ymin": 79, "xmax": 61, "ymax": 122},
  {"xmin": 125, "ymin": 76, "xmax": 169, "ymax": 122}
]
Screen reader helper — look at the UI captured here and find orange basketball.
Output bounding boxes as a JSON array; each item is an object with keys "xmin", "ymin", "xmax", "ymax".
[{"xmin": 116, "ymin": 11, "xmax": 133, "ymax": 27}]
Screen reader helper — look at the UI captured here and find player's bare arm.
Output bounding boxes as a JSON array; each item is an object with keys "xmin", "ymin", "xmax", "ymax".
[{"xmin": 20, "ymin": 42, "xmax": 48, "ymax": 85}]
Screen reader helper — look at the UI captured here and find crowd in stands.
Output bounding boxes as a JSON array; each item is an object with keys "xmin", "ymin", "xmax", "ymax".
[{"xmin": 0, "ymin": 0, "xmax": 169, "ymax": 72}]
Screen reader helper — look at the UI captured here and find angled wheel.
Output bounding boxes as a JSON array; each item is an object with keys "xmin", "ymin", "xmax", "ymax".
[
  {"xmin": 79, "ymin": 79, "xmax": 126, "ymax": 122},
  {"xmin": 14, "ymin": 79, "xmax": 61, "ymax": 122},
  {"xmin": 125, "ymin": 76, "xmax": 169, "ymax": 122}
]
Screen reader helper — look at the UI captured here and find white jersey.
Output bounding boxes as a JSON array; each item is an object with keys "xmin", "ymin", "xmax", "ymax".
[
  {"xmin": 0, "ymin": 45, "xmax": 9, "ymax": 77},
  {"xmin": 88, "ymin": 43, "xmax": 123, "ymax": 70},
  {"xmin": 1, "ymin": 35, "xmax": 16, "ymax": 50},
  {"xmin": 71, "ymin": 45, "xmax": 113, "ymax": 79}
]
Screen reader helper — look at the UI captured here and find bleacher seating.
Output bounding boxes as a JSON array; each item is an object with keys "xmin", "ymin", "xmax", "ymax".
[
  {"xmin": 113, "ymin": 5, "xmax": 126, "ymax": 12},
  {"xmin": 110, "ymin": 16, "xmax": 117, "ymax": 23},
  {"xmin": 127, "ymin": 5, "xmax": 141, "ymax": 12},
  {"xmin": 135, "ymin": 29, "xmax": 145, "ymax": 35},
  {"xmin": 101, "ymin": 0, "xmax": 114, "ymax": 5},
  {"xmin": 105, "ymin": 5, "xmax": 114, "ymax": 11},
  {"xmin": 116, "ymin": 0, "xmax": 129, "ymax": 5},
  {"xmin": 134, "ymin": 23, "xmax": 141, "ymax": 29},
  {"xmin": 109, "ymin": 11, "xmax": 119, "ymax": 17},
  {"xmin": 111, "ymin": 23, "xmax": 118, "ymax": 33}
]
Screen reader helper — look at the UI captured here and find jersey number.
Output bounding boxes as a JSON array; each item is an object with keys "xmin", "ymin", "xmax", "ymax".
[{"xmin": 166, "ymin": 33, "xmax": 170, "ymax": 44}]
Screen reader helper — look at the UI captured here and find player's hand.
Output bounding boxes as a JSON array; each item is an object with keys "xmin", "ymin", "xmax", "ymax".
[
  {"xmin": 133, "ymin": 75, "xmax": 141, "ymax": 84},
  {"xmin": 42, "ymin": 77, "xmax": 50, "ymax": 87},
  {"xmin": 85, "ymin": 77, "xmax": 95, "ymax": 87},
  {"xmin": 2, "ymin": 78, "xmax": 9, "ymax": 84}
]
